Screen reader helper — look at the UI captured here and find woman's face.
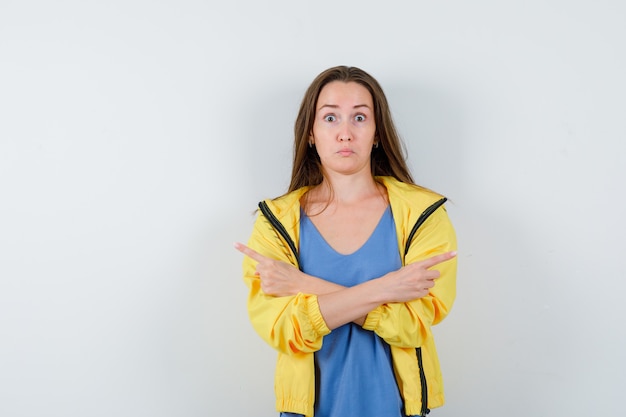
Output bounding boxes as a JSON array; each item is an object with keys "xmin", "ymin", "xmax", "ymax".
[{"xmin": 310, "ymin": 81, "xmax": 377, "ymax": 179}]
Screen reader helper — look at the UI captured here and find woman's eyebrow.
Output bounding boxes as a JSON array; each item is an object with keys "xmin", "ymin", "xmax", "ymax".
[{"xmin": 317, "ymin": 104, "xmax": 371, "ymax": 110}]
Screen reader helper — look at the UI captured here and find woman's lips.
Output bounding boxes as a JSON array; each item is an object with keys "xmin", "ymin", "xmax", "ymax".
[{"xmin": 337, "ymin": 149, "xmax": 354, "ymax": 156}]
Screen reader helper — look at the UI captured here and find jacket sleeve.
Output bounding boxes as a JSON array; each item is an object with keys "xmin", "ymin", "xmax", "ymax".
[
  {"xmin": 242, "ymin": 212, "xmax": 331, "ymax": 355},
  {"xmin": 362, "ymin": 206, "xmax": 457, "ymax": 348}
]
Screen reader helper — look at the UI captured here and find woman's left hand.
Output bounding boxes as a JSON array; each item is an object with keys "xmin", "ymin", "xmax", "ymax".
[{"xmin": 234, "ymin": 242, "xmax": 304, "ymax": 297}]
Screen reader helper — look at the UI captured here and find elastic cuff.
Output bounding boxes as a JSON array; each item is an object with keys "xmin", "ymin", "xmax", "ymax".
[
  {"xmin": 362, "ymin": 306, "xmax": 382, "ymax": 331},
  {"xmin": 306, "ymin": 295, "xmax": 331, "ymax": 337}
]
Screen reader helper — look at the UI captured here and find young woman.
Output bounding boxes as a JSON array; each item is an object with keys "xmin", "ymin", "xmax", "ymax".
[{"xmin": 235, "ymin": 66, "xmax": 457, "ymax": 417}]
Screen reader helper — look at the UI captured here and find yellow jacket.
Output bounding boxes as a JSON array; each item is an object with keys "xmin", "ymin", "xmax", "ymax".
[{"xmin": 243, "ymin": 176, "xmax": 457, "ymax": 417}]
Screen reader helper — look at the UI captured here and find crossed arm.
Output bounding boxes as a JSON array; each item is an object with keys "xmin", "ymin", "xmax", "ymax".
[{"xmin": 234, "ymin": 241, "xmax": 456, "ymax": 331}]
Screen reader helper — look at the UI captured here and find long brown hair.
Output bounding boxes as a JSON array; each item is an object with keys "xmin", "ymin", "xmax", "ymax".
[{"xmin": 288, "ymin": 66, "xmax": 415, "ymax": 193}]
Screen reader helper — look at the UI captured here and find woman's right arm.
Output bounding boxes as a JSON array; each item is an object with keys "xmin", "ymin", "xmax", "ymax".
[
  {"xmin": 239, "ymin": 216, "xmax": 331, "ymax": 355},
  {"xmin": 314, "ymin": 252, "xmax": 455, "ymax": 329}
]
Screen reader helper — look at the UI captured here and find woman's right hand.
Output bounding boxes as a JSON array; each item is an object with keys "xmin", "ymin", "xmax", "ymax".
[{"xmin": 378, "ymin": 251, "xmax": 457, "ymax": 303}]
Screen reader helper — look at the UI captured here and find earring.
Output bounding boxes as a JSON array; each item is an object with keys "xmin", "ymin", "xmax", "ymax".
[
  {"xmin": 374, "ymin": 142, "xmax": 379, "ymax": 149},
  {"xmin": 309, "ymin": 142, "xmax": 313, "ymax": 148}
]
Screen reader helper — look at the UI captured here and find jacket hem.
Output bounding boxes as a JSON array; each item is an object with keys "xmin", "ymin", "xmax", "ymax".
[
  {"xmin": 276, "ymin": 399, "xmax": 313, "ymax": 417},
  {"xmin": 404, "ymin": 393, "xmax": 445, "ymax": 416}
]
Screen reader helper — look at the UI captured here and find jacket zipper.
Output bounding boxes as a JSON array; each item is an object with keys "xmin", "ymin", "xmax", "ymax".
[
  {"xmin": 260, "ymin": 197, "xmax": 447, "ymax": 416},
  {"xmin": 404, "ymin": 197, "xmax": 447, "ymax": 256},
  {"xmin": 404, "ymin": 197, "xmax": 447, "ymax": 417},
  {"xmin": 258, "ymin": 201, "xmax": 301, "ymax": 269}
]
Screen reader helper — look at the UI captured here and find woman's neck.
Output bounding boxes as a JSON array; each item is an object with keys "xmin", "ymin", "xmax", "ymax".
[{"xmin": 309, "ymin": 173, "xmax": 386, "ymax": 207}]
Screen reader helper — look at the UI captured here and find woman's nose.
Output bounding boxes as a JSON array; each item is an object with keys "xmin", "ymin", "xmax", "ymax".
[{"xmin": 338, "ymin": 122, "xmax": 352, "ymax": 141}]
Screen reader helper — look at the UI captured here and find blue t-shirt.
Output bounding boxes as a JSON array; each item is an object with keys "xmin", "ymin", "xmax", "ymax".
[{"xmin": 282, "ymin": 206, "xmax": 409, "ymax": 417}]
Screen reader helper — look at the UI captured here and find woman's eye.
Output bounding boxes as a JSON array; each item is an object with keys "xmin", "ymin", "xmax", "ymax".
[
  {"xmin": 324, "ymin": 115, "xmax": 336, "ymax": 122},
  {"xmin": 355, "ymin": 114, "xmax": 366, "ymax": 122}
]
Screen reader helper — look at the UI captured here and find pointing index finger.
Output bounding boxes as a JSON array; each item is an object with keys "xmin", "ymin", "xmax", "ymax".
[
  {"xmin": 233, "ymin": 242, "xmax": 266, "ymax": 263},
  {"xmin": 420, "ymin": 251, "xmax": 457, "ymax": 270}
]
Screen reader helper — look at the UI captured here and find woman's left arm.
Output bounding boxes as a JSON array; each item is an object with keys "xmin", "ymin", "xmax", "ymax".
[
  {"xmin": 235, "ymin": 207, "xmax": 456, "ymax": 333},
  {"xmin": 362, "ymin": 207, "xmax": 458, "ymax": 348},
  {"xmin": 234, "ymin": 242, "xmax": 369, "ymax": 325}
]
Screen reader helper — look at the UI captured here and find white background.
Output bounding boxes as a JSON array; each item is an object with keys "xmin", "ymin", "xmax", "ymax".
[{"xmin": 1, "ymin": 1, "xmax": 625, "ymax": 416}]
